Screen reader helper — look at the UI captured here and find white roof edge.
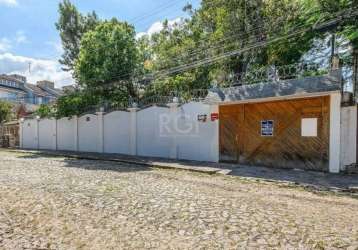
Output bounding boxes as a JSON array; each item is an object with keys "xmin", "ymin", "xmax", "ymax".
[{"xmin": 215, "ymin": 90, "xmax": 341, "ymax": 106}]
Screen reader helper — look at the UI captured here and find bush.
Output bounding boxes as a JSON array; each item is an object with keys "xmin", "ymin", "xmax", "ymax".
[{"xmin": 0, "ymin": 101, "xmax": 12, "ymax": 123}]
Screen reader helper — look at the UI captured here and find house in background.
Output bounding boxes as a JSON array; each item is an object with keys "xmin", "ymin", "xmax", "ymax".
[
  {"xmin": 0, "ymin": 74, "xmax": 65, "ymax": 105},
  {"xmin": 0, "ymin": 74, "xmax": 27, "ymax": 101}
]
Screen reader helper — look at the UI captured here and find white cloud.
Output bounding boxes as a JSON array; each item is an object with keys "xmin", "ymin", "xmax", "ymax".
[
  {"xmin": 136, "ymin": 17, "xmax": 184, "ymax": 39},
  {"xmin": 0, "ymin": 31, "xmax": 28, "ymax": 53},
  {"xmin": 0, "ymin": 38, "xmax": 11, "ymax": 52},
  {"xmin": 0, "ymin": 0, "xmax": 18, "ymax": 7},
  {"xmin": 0, "ymin": 53, "xmax": 74, "ymax": 88},
  {"xmin": 15, "ymin": 31, "xmax": 28, "ymax": 44}
]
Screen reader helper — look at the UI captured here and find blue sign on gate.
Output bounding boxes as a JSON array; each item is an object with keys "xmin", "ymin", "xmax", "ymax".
[{"xmin": 261, "ymin": 120, "xmax": 274, "ymax": 136}]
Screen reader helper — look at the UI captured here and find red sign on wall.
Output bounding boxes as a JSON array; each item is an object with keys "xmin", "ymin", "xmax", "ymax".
[{"xmin": 211, "ymin": 113, "xmax": 219, "ymax": 121}]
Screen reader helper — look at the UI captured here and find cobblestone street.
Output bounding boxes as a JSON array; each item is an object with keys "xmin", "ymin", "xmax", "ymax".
[{"xmin": 0, "ymin": 150, "xmax": 358, "ymax": 249}]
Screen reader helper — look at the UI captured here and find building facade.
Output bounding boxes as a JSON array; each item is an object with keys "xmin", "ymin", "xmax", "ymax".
[{"xmin": 0, "ymin": 74, "xmax": 64, "ymax": 105}]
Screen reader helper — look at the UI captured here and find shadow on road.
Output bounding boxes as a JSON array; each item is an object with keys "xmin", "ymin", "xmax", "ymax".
[
  {"xmin": 7, "ymin": 149, "xmax": 358, "ymax": 190},
  {"xmin": 229, "ymin": 165, "xmax": 358, "ymax": 190},
  {"xmin": 13, "ymin": 150, "xmax": 151, "ymax": 174}
]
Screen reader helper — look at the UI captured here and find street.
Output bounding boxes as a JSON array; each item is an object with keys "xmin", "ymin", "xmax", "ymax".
[{"xmin": 0, "ymin": 150, "xmax": 357, "ymax": 249}]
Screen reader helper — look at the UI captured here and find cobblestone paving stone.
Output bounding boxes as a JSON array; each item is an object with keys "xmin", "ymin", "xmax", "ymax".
[{"xmin": 0, "ymin": 151, "xmax": 358, "ymax": 249}]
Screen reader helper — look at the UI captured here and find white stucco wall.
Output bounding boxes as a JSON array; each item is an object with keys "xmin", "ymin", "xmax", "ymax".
[
  {"xmin": 57, "ymin": 117, "xmax": 76, "ymax": 151},
  {"xmin": 340, "ymin": 105, "xmax": 357, "ymax": 169},
  {"xmin": 329, "ymin": 92, "xmax": 342, "ymax": 173},
  {"xmin": 38, "ymin": 119, "xmax": 56, "ymax": 150},
  {"xmin": 22, "ymin": 119, "xmax": 38, "ymax": 149},
  {"xmin": 103, "ymin": 111, "xmax": 131, "ymax": 154},
  {"xmin": 20, "ymin": 103, "xmax": 219, "ymax": 163},
  {"xmin": 176, "ymin": 102, "xmax": 219, "ymax": 162},
  {"xmin": 78, "ymin": 114, "xmax": 99, "ymax": 153},
  {"xmin": 137, "ymin": 106, "xmax": 172, "ymax": 158}
]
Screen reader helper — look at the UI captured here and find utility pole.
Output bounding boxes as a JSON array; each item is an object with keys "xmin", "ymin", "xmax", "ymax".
[
  {"xmin": 353, "ymin": 48, "xmax": 358, "ymax": 102},
  {"xmin": 330, "ymin": 33, "xmax": 336, "ymax": 60}
]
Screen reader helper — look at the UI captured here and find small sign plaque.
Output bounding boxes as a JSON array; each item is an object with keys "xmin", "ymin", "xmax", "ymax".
[
  {"xmin": 211, "ymin": 113, "xmax": 219, "ymax": 121},
  {"xmin": 198, "ymin": 114, "xmax": 207, "ymax": 122},
  {"xmin": 261, "ymin": 120, "xmax": 274, "ymax": 136}
]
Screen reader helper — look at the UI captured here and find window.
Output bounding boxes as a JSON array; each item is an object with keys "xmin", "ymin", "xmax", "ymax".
[
  {"xmin": 301, "ymin": 118, "xmax": 318, "ymax": 137},
  {"xmin": 37, "ymin": 97, "xmax": 43, "ymax": 104}
]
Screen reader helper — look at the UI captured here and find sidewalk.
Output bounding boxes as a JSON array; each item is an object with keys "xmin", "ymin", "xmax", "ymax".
[{"xmin": 5, "ymin": 149, "xmax": 358, "ymax": 194}]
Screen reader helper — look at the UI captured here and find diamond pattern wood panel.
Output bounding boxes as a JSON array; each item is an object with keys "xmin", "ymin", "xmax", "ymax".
[{"xmin": 219, "ymin": 96, "xmax": 330, "ymax": 171}]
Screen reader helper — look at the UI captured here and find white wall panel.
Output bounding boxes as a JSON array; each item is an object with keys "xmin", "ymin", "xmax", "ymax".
[
  {"xmin": 137, "ymin": 106, "xmax": 171, "ymax": 158},
  {"xmin": 104, "ymin": 111, "xmax": 131, "ymax": 154},
  {"xmin": 177, "ymin": 102, "xmax": 219, "ymax": 162},
  {"xmin": 57, "ymin": 117, "xmax": 76, "ymax": 151},
  {"xmin": 78, "ymin": 114, "xmax": 99, "ymax": 152},
  {"xmin": 22, "ymin": 119, "xmax": 38, "ymax": 149},
  {"xmin": 21, "ymin": 102, "xmax": 220, "ymax": 163},
  {"xmin": 38, "ymin": 119, "xmax": 56, "ymax": 150}
]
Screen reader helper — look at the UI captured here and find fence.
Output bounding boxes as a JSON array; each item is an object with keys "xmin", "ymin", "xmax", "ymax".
[{"xmin": 20, "ymin": 101, "xmax": 219, "ymax": 162}]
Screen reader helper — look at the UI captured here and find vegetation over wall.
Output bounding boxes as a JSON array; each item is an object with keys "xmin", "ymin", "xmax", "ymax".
[
  {"xmin": 0, "ymin": 101, "xmax": 12, "ymax": 123},
  {"xmin": 51, "ymin": 0, "xmax": 357, "ymax": 117}
]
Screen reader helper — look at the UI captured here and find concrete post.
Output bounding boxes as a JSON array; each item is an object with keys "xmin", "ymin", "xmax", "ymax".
[
  {"xmin": 19, "ymin": 118, "xmax": 24, "ymax": 148},
  {"xmin": 128, "ymin": 106, "xmax": 139, "ymax": 156},
  {"xmin": 96, "ymin": 111, "xmax": 104, "ymax": 153},
  {"xmin": 168, "ymin": 100, "xmax": 179, "ymax": 160},
  {"xmin": 36, "ymin": 116, "xmax": 40, "ymax": 150},
  {"xmin": 329, "ymin": 92, "xmax": 342, "ymax": 173},
  {"xmin": 331, "ymin": 55, "xmax": 340, "ymax": 71},
  {"xmin": 73, "ymin": 116, "xmax": 79, "ymax": 151},
  {"xmin": 210, "ymin": 104, "xmax": 220, "ymax": 163},
  {"xmin": 52, "ymin": 119, "xmax": 57, "ymax": 151}
]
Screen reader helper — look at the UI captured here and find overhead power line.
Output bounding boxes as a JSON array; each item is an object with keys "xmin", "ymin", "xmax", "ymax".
[
  {"xmin": 86, "ymin": 6, "xmax": 319, "ymax": 84},
  {"xmin": 89, "ymin": 7, "xmax": 358, "ymax": 91}
]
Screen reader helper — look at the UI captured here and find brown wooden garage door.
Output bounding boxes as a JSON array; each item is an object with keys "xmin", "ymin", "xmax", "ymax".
[{"xmin": 219, "ymin": 96, "xmax": 330, "ymax": 171}]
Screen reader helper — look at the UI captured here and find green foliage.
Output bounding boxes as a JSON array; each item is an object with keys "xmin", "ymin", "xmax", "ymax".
[
  {"xmin": 35, "ymin": 104, "xmax": 56, "ymax": 118},
  {"xmin": 56, "ymin": 0, "xmax": 100, "ymax": 71},
  {"xmin": 55, "ymin": 91, "xmax": 99, "ymax": 118},
  {"xmin": 74, "ymin": 20, "xmax": 139, "ymax": 104},
  {"xmin": 144, "ymin": 0, "xmax": 317, "ymax": 95},
  {"xmin": 54, "ymin": 0, "xmax": 357, "ymax": 116},
  {"xmin": 141, "ymin": 0, "xmax": 358, "ymax": 96},
  {"xmin": 0, "ymin": 101, "xmax": 12, "ymax": 123}
]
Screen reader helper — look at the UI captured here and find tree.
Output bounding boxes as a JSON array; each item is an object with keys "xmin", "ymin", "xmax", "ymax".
[
  {"xmin": 74, "ymin": 19, "xmax": 139, "ymax": 104},
  {"xmin": 35, "ymin": 104, "xmax": 56, "ymax": 118},
  {"xmin": 55, "ymin": 91, "xmax": 99, "ymax": 118},
  {"xmin": 143, "ymin": 0, "xmax": 312, "ymax": 97},
  {"xmin": 0, "ymin": 101, "xmax": 12, "ymax": 124},
  {"xmin": 56, "ymin": 0, "xmax": 99, "ymax": 71}
]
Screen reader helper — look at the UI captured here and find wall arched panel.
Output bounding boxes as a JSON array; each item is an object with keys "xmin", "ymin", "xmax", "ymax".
[
  {"xmin": 78, "ymin": 114, "xmax": 99, "ymax": 152},
  {"xmin": 57, "ymin": 117, "xmax": 76, "ymax": 151},
  {"xmin": 38, "ymin": 119, "xmax": 56, "ymax": 150},
  {"xmin": 103, "ymin": 111, "xmax": 131, "ymax": 154},
  {"xmin": 137, "ymin": 106, "xmax": 171, "ymax": 158},
  {"xmin": 22, "ymin": 119, "xmax": 38, "ymax": 149}
]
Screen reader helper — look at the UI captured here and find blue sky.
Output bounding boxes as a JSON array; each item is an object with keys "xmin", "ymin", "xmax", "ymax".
[{"xmin": 0, "ymin": 0, "xmax": 200, "ymax": 86}]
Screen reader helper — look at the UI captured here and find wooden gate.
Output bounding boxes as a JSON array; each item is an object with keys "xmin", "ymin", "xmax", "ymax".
[{"xmin": 219, "ymin": 96, "xmax": 330, "ymax": 171}]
